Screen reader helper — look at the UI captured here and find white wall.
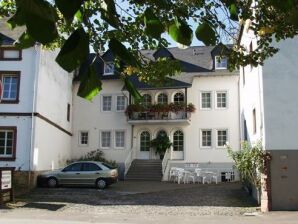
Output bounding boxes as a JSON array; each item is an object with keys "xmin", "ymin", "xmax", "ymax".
[
  {"xmin": 187, "ymin": 75, "xmax": 240, "ymax": 163},
  {"xmin": 71, "ymin": 80, "xmax": 131, "ymax": 162},
  {"xmin": 33, "ymin": 117, "xmax": 72, "ymax": 171},
  {"xmin": 262, "ymin": 36, "xmax": 298, "ymax": 150},
  {"xmin": 239, "ymin": 27, "xmax": 265, "ymax": 146},
  {"xmin": 0, "ymin": 47, "xmax": 36, "ymax": 112},
  {"xmin": 35, "ymin": 49, "xmax": 73, "ymax": 131}
]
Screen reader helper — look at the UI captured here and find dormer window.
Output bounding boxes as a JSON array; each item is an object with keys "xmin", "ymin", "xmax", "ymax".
[
  {"xmin": 215, "ymin": 56, "xmax": 228, "ymax": 70},
  {"xmin": 104, "ymin": 62, "xmax": 114, "ymax": 75}
]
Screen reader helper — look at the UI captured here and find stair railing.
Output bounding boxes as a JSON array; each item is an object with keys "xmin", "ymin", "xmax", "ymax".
[
  {"xmin": 161, "ymin": 148, "xmax": 171, "ymax": 180},
  {"xmin": 124, "ymin": 148, "xmax": 133, "ymax": 175}
]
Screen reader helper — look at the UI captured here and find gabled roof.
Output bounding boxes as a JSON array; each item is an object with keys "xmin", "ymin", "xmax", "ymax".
[{"xmin": 0, "ymin": 18, "xmax": 25, "ymax": 46}]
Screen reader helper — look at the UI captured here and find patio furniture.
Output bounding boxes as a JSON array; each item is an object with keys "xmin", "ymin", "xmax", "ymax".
[
  {"xmin": 176, "ymin": 168, "xmax": 185, "ymax": 184},
  {"xmin": 194, "ymin": 168, "xmax": 207, "ymax": 184},
  {"xmin": 183, "ymin": 170, "xmax": 196, "ymax": 184},
  {"xmin": 225, "ymin": 172, "xmax": 232, "ymax": 182},
  {"xmin": 169, "ymin": 167, "xmax": 179, "ymax": 182},
  {"xmin": 204, "ymin": 171, "xmax": 218, "ymax": 184}
]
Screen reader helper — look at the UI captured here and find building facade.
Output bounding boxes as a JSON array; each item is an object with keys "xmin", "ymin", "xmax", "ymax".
[
  {"xmin": 0, "ymin": 26, "xmax": 73, "ymax": 188},
  {"xmin": 240, "ymin": 20, "xmax": 298, "ymax": 210}
]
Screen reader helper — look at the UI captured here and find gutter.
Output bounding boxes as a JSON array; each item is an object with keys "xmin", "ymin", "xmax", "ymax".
[{"xmin": 28, "ymin": 44, "xmax": 41, "ymax": 190}]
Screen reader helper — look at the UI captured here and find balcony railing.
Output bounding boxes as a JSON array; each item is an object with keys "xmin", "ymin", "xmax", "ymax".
[{"xmin": 127, "ymin": 111, "xmax": 190, "ymax": 121}]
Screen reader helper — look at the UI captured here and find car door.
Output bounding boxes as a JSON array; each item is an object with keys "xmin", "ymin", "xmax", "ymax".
[
  {"xmin": 80, "ymin": 163, "xmax": 103, "ymax": 185},
  {"xmin": 58, "ymin": 163, "xmax": 83, "ymax": 185}
]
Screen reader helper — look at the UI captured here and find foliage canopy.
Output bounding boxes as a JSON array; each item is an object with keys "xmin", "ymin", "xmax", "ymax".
[{"xmin": 1, "ymin": 0, "xmax": 298, "ymax": 100}]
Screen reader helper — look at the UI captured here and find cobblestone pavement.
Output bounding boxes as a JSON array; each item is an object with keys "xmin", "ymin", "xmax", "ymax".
[{"xmin": 1, "ymin": 181, "xmax": 258, "ymax": 217}]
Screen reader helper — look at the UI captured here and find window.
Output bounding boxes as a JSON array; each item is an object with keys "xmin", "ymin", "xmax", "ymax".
[
  {"xmin": 173, "ymin": 92, "xmax": 184, "ymax": 104},
  {"xmin": 140, "ymin": 131, "xmax": 150, "ymax": 151},
  {"xmin": 116, "ymin": 95, "xmax": 126, "ymax": 111},
  {"xmin": 63, "ymin": 163, "xmax": 82, "ymax": 172},
  {"xmin": 215, "ymin": 56, "xmax": 228, "ymax": 69},
  {"xmin": 0, "ymin": 73, "xmax": 20, "ymax": 103},
  {"xmin": 102, "ymin": 95, "xmax": 112, "ymax": 111},
  {"xmin": 253, "ymin": 109, "xmax": 257, "ymax": 134},
  {"xmin": 0, "ymin": 127, "xmax": 16, "ymax": 159},
  {"xmin": 0, "ymin": 48, "xmax": 22, "ymax": 60},
  {"xmin": 101, "ymin": 131, "xmax": 111, "ymax": 148},
  {"xmin": 201, "ymin": 130, "xmax": 212, "ymax": 147},
  {"xmin": 141, "ymin": 94, "xmax": 152, "ymax": 107},
  {"xmin": 216, "ymin": 91, "xmax": 227, "ymax": 109},
  {"xmin": 217, "ymin": 130, "xmax": 228, "ymax": 147},
  {"xmin": 201, "ymin": 92, "xmax": 211, "ymax": 109},
  {"xmin": 82, "ymin": 163, "xmax": 101, "ymax": 171},
  {"xmin": 173, "ymin": 130, "xmax": 184, "ymax": 151},
  {"xmin": 79, "ymin": 131, "xmax": 89, "ymax": 146},
  {"xmin": 104, "ymin": 62, "xmax": 114, "ymax": 75},
  {"xmin": 67, "ymin": 103, "xmax": 71, "ymax": 122},
  {"xmin": 115, "ymin": 131, "xmax": 125, "ymax": 148},
  {"xmin": 157, "ymin": 93, "xmax": 168, "ymax": 105}
]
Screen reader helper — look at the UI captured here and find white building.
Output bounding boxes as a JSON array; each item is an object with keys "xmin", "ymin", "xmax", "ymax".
[
  {"xmin": 0, "ymin": 23, "xmax": 73, "ymax": 187},
  {"xmin": 239, "ymin": 21, "xmax": 298, "ymax": 210},
  {"xmin": 72, "ymin": 47, "xmax": 240, "ymax": 181}
]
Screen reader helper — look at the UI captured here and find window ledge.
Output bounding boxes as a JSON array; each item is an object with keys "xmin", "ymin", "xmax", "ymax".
[{"xmin": 0, "ymin": 157, "xmax": 16, "ymax": 161}]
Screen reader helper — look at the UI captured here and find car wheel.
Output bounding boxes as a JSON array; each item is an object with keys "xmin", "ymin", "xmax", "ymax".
[
  {"xmin": 47, "ymin": 177, "xmax": 58, "ymax": 188},
  {"xmin": 96, "ymin": 179, "xmax": 107, "ymax": 189}
]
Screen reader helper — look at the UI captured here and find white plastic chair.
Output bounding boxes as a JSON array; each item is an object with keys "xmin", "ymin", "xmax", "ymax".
[
  {"xmin": 176, "ymin": 168, "xmax": 185, "ymax": 184},
  {"xmin": 169, "ymin": 167, "xmax": 179, "ymax": 182},
  {"xmin": 225, "ymin": 172, "xmax": 232, "ymax": 182},
  {"xmin": 195, "ymin": 168, "xmax": 207, "ymax": 184},
  {"xmin": 183, "ymin": 171, "xmax": 196, "ymax": 184}
]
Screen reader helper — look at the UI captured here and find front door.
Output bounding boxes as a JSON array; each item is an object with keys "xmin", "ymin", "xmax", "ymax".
[{"xmin": 138, "ymin": 131, "xmax": 151, "ymax": 159}]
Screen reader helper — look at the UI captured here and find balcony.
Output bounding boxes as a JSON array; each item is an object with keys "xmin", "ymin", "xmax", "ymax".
[{"xmin": 126, "ymin": 103, "xmax": 195, "ymax": 125}]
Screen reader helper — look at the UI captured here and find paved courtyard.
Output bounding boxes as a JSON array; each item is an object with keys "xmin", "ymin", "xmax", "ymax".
[{"xmin": 1, "ymin": 181, "xmax": 257, "ymax": 217}]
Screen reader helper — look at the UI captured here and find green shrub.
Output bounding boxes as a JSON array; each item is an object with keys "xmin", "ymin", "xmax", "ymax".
[{"xmin": 67, "ymin": 149, "xmax": 118, "ymax": 167}]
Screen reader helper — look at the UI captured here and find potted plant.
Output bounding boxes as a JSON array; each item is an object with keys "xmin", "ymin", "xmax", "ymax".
[
  {"xmin": 150, "ymin": 134, "xmax": 172, "ymax": 159},
  {"xmin": 125, "ymin": 104, "xmax": 144, "ymax": 119}
]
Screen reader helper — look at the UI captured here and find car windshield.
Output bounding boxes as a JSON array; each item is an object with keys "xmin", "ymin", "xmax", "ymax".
[{"xmin": 102, "ymin": 163, "xmax": 115, "ymax": 169}]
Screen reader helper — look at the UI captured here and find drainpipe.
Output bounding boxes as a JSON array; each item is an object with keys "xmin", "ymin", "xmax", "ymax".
[{"xmin": 28, "ymin": 44, "xmax": 41, "ymax": 191}]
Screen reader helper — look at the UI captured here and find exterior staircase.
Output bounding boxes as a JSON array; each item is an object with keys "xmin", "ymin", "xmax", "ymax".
[{"xmin": 125, "ymin": 159, "xmax": 162, "ymax": 181}]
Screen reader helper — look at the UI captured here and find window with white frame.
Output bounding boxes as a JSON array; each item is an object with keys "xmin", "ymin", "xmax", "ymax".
[
  {"xmin": 0, "ymin": 129, "xmax": 15, "ymax": 158},
  {"xmin": 102, "ymin": 95, "xmax": 112, "ymax": 111},
  {"xmin": 157, "ymin": 93, "xmax": 168, "ymax": 105},
  {"xmin": 116, "ymin": 95, "xmax": 126, "ymax": 111},
  {"xmin": 1, "ymin": 75, "xmax": 19, "ymax": 101},
  {"xmin": 173, "ymin": 130, "xmax": 184, "ymax": 151},
  {"xmin": 201, "ymin": 92, "xmax": 212, "ymax": 109},
  {"xmin": 141, "ymin": 94, "xmax": 152, "ymax": 108},
  {"xmin": 101, "ymin": 131, "xmax": 111, "ymax": 148},
  {"xmin": 173, "ymin": 92, "xmax": 184, "ymax": 104},
  {"xmin": 217, "ymin": 129, "xmax": 228, "ymax": 147},
  {"xmin": 201, "ymin": 130, "xmax": 212, "ymax": 147},
  {"xmin": 104, "ymin": 62, "xmax": 114, "ymax": 75},
  {"xmin": 216, "ymin": 91, "xmax": 227, "ymax": 109},
  {"xmin": 79, "ymin": 131, "xmax": 89, "ymax": 146},
  {"xmin": 115, "ymin": 131, "xmax": 125, "ymax": 148},
  {"xmin": 140, "ymin": 131, "xmax": 150, "ymax": 151},
  {"xmin": 215, "ymin": 56, "xmax": 228, "ymax": 69}
]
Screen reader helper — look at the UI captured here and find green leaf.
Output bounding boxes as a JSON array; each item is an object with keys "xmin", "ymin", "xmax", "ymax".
[
  {"xmin": 124, "ymin": 77, "xmax": 142, "ymax": 101},
  {"xmin": 15, "ymin": 31, "xmax": 35, "ymax": 49},
  {"xmin": 77, "ymin": 63, "xmax": 102, "ymax": 101},
  {"xmin": 168, "ymin": 19, "xmax": 193, "ymax": 46},
  {"xmin": 229, "ymin": 4, "xmax": 238, "ymax": 21},
  {"xmin": 56, "ymin": 28, "xmax": 89, "ymax": 72},
  {"xmin": 108, "ymin": 38, "xmax": 139, "ymax": 67},
  {"xmin": 55, "ymin": 0, "xmax": 84, "ymax": 20},
  {"xmin": 195, "ymin": 22, "xmax": 216, "ymax": 46},
  {"xmin": 16, "ymin": 0, "xmax": 58, "ymax": 44},
  {"xmin": 7, "ymin": 10, "xmax": 26, "ymax": 29},
  {"xmin": 100, "ymin": 0, "xmax": 120, "ymax": 28},
  {"xmin": 144, "ymin": 8, "xmax": 164, "ymax": 39}
]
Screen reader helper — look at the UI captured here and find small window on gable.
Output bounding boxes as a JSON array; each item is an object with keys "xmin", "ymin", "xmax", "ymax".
[
  {"xmin": 104, "ymin": 62, "xmax": 114, "ymax": 75},
  {"xmin": 0, "ymin": 48, "xmax": 22, "ymax": 60},
  {"xmin": 215, "ymin": 56, "xmax": 228, "ymax": 70}
]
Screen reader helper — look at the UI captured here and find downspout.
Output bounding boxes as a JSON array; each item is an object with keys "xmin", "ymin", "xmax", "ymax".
[{"xmin": 28, "ymin": 44, "xmax": 41, "ymax": 190}]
